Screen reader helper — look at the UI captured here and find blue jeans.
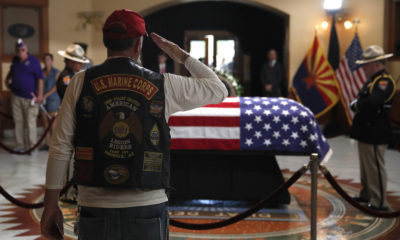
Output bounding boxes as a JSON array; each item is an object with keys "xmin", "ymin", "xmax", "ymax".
[{"xmin": 77, "ymin": 202, "xmax": 169, "ymax": 240}]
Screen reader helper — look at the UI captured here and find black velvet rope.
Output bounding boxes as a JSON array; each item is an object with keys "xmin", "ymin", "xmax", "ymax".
[
  {"xmin": 320, "ymin": 165, "xmax": 400, "ymax": 218},
  {"xmin": 169, "ymin": 164, "xmax": 308, "ymax": 230},
  {"xmin": 0, "ymin": 181, "xmax": 73, "ymax": 209},
  {"xmin": 0, "ymin": 117, "xmax": 55, "ymax": 155}
]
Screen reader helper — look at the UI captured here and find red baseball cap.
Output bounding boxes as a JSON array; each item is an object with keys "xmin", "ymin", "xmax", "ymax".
[{"xmin": 103, "ymin": 9, "xmax": 147, "ymax": 39}]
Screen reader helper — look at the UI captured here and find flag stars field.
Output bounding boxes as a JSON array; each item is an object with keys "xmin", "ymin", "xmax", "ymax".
[
  {"xmin": 245, "ymin": 138, "xmax": 253, "ymax": 146},
  {"xmin": 272, "ymin": 105, "xmax": 280, "ymax": 111},
  {"xmin": 282, "ymin": 139, "xmax": 291, "ymax": 146},
  {"xmin": 245, "ymin": 123, "xmax": 253, "ymax": 131},
  {"xmin": 263, "ymin": 110, "xmax": 272, "ymax": 116},
  {"xmin": 300, "ymin": 140, "xmax": 308, "ymax": 148},
  {"xmin": 282, "ymin": 110, "xmax": 290, "ymax": 116},
  {"xmin": 273, "ymin": 131, "xmax": 281, "ymax": 139},
  {"xmin": 300, "ymin": 125, "xmax": 308, "ymax": 132},
  {"xmin": 291, "ymin": 132, "xmax": 299, "ymax": 139},
  {"xmin": 254, "ymin": 131, "xmax": 262, "ymax": 139},
  {"xmin": 291, "ymin": 117, "xmax": 299, "ymax": 124},
  {"xmin": 245, "ymin": 109, "xmax": 253, "ymax": 115},
  {"xmin": 254, "ymin": 116, "xmax": 262, "ymax": 123},
  {"xmin": 263, "ymin": 123, "xmax": 271, "ymax": 131},
  {"xmin": 254, "ymin": 105, "xmax": 262, "ymax": 111},
  {"xmin": 263, "ymin": 139, "xmax": 272, "ymax": 146},
  {"xmin": 273, "ymin": 116, "xmax": 281, "ymax": 123},
  {"xmin": 281, "ymin": 124, "xmax": 290, "ymax": 131}
]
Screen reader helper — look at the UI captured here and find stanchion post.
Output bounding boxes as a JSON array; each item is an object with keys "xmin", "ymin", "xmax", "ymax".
[{"xmin": 310, "ymin": 153, "xmax": 319, "ymax": 240}]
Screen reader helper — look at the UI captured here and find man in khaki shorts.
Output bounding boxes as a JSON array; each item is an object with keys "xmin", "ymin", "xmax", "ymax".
[{"xmin": 6, "ymin": 39, "xmax": 44, "ymax": 153}]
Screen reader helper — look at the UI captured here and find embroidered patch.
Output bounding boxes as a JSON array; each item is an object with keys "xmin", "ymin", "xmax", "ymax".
[
  {"xmin": 149, "ymin": 101, "xmax": 163, "ymax": 118},
  {"xmin": 63, "ymin": 76, "xmax": 71, "ymax": 85},
  {"xmin": 81, "ymin": 96, "xmax": 95, "ymax": 112},
  {"xmin": 113, "ymin": 121, "xmax": 130, "ymax": 139},
  {"xmin": 104, "ymin": 164, "xmax": 130, "ymax": 185},
  {"xmin": 76, "ymin": 147, "xmax": 93, "ymax": 160},
  {"xmin": 90, "ymin": 74, "xmax": 158, "ymax": 100},
  {"xmin": 378, "ymin": 80, "xmax": 389, "ymax": 91},
  {"xmin": 150, "ymin": 124, "xmax": 160, "ymax": 146},
  {"xmin": 143, "ymin": 151, "xmax": 163, "ymax": 172}
]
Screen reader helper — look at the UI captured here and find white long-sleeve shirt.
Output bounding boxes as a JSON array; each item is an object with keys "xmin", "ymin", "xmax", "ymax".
[{"xmin": 45, "ymin": 56, "xmax": 228, "ymax": 208}]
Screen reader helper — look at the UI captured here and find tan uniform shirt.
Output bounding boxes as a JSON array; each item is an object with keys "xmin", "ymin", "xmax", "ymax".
[{"xmin": 45, "ymin": 56, "xmax": 228, "ymax": 208}]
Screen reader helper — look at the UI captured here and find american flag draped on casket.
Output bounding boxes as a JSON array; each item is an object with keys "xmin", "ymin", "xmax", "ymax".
[{"xmin": 169, "ymin": 97, "xmax": 332, "ymax": 163}]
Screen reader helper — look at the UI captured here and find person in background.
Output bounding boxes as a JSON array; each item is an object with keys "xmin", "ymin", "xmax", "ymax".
[
  {"xmin": 39, "ymin": 53, "xmax": 60, "ymax": 151},
  {"xmin": 260, "ymin": 49, "xmax": 284, "ymax": 97},
  {"xmin": 350, "ymin": 45, "xmax": 397, "ymax": 211},
  {"xmin": 150, "ymin": 52, "xmax": 174, "ymax": 73},
  {"xmin": 74, "ymin": 42, "xmax": 94, "ymax": 70},
  {"xmin": 5, "ymin": 39, "xmax": 44, "ymax": 153},
  {"xmin": 56, "ymin": 44, "xmax": 89, "ymax": 100}
]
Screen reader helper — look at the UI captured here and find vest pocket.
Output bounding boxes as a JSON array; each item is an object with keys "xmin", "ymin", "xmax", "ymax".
[
  {"xmin": 129, "ymin": 217, "xmax": 162, "ymax": 240},
  {"xmin": 78, "ymin": 216, "xmax": 107, "ymax": 240}
]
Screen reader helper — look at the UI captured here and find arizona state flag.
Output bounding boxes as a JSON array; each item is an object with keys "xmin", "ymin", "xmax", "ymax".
[{"xmin": 292, "ymin": 36, "xmax": 340, "ymax": 118}]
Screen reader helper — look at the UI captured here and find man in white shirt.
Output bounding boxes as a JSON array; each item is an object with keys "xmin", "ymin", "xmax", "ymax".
[{"xmin": 41, "ymin": 9, "xmax": 227, "ymax": 240}]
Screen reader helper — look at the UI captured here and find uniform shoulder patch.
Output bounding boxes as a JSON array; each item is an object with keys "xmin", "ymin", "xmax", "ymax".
[
  {"xmin": 378, "ymin": 79, "xmax": 389, "ymax": 91},
  {"xmin": 63, "ymin": 76, "xmax": 71, "ymax": 85}
]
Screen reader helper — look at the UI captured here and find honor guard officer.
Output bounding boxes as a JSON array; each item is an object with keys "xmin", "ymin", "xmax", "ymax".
[
  {"xmin": 41, "ymin": 9, "xmax": 228, "ymax": 240},
  {"xmin": 56, "ymin": 44, "xmax": 90, "ymax": 100},
  {"xmin": 350, "ymin": 45, "xmax": 397, "ymax": 211}
]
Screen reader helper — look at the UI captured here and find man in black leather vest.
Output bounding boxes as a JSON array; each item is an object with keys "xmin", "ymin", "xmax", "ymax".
[
  {"xmin": 41, "ymin": 9, "xmax": 227, "ymax": 240},
  {"xmin": 350, "ymin": 45, "xmax": 396, "ymax": 211}
]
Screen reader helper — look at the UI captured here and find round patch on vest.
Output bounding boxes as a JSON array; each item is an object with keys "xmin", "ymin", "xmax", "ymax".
[
  {"xmin": 82, "ymin": 96, "xmax": 95, "ymax": 112},
  {"xmin": 113, "ymin": 121, "xmax": 130, "ymax": 138},
  {"xmin": 104, "ymin": 164, "xmax": 130, "ymax": 185},
  {"xmin": 150, "ymin": 124, "xmax": 160, "ymax": 146}
]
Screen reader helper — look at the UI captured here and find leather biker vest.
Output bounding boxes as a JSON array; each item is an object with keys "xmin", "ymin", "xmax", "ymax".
[{"xmin": 74, "ymin": 57, "xmax": 170, "ymax": 189}]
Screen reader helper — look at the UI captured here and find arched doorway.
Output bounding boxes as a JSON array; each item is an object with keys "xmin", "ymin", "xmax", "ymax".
[{"xmin": 141, "ymin": 1, "xmax": 289, "ymax": 96}]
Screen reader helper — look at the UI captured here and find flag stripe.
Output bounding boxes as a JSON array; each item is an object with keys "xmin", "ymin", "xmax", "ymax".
[
  {"xmin": 171, "ymin": 126, "xmax": 240, "ymax": 139},
  {"xmin": 337, "ymin": 68, "xmax": 351, "ymax": 107},
  {"xmin": 204, "ymin": 102, "xmax": 240, "ymax": 108},
  {"xmin": 172, "ymin": 107, "xmax": 240, "ymax": 117},
  {"xmin": 171, "ymin": 139, "xmax": 240, "ymax": 150},
  {"xmin": 168, "ymin": 116, "xmax": 240, "ymax": 127}
]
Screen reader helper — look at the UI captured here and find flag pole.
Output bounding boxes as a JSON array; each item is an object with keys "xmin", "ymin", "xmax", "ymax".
[{"xmin": 353, "ymin": 19, "xmax": 360, "ymax": 35}]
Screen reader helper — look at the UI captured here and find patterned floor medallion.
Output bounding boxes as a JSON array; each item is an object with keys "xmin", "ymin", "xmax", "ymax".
[{"xmin": 1, "ymin": 171, "xmax": 400, "ymax": 240}]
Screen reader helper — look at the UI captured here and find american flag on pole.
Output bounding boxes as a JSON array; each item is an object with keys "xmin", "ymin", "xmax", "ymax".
[
  {"xmin": 169, "ymin": 97, "xmax": 332, "ymax": 163},
  {"xmin": 336, "ymin": 34, "xmax": 367, "ymax": 124}
]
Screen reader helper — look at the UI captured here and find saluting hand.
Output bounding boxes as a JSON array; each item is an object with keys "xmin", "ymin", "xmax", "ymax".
[{"xmin": 151, "ymin": 33, "xmax": 189, "ymax": 64}]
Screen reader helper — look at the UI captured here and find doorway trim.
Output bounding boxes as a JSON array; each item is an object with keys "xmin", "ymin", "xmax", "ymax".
[{"xmin": 140, "ymin": 0, "xmax": 290, "ymax": 95}]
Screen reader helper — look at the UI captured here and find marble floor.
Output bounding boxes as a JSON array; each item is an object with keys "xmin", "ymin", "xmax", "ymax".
[{"xmin": 0, "ymin": 135, "xmax": 399, "ymax": 239}]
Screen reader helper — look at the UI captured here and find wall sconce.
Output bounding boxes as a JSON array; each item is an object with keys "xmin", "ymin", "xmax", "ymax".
[
  {"xmin": 344, "ymin": 20, "xmax": 352, "ymax": 29},
  {"xmin": 77, "ymin": 10, "xmax": 104, "ymax": 31},
  {"xmin": 321, "ymin": 21, "xmax": 329, "ymax": 30},
  {"xmin": 343, "ymin": 19, "xmax": 360, "ymax": 31}
]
